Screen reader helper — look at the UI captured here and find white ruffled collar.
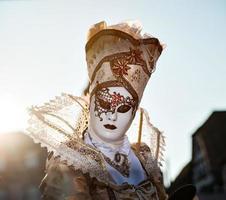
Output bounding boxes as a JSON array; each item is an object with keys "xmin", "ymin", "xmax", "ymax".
[{"xmin": 84, "ymin": 131, "xmax": 131, "ymax": 160}]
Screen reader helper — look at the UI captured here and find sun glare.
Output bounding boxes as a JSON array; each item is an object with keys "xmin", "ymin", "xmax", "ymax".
[{"xmin": 0, "ymin": 94, "xmax": 27, "ymax": 133}]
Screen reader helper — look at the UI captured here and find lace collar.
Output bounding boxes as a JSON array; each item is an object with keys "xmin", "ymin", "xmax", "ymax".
[{"xmin": 84, "ymin": 131, "xmax": 131, "ymax": 159}]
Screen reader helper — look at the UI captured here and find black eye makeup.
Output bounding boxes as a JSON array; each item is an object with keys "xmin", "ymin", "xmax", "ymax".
[{"xmin": 117, "ymin": 105, "xmax": 131, "ymax": 113}]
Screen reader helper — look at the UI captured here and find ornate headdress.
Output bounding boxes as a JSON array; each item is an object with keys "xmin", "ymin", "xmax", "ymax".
[
  {"xmin": 26, "ymin": 21, "xmax": 165, "ymax": 184},
  {"xmin": 86, "ymin": 21, "xmax": 163, "ymax": 107}
]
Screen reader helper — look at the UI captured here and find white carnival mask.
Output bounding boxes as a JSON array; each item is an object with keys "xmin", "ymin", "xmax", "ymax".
[{"xmin": 89, "ymin": 86, "xmax": 136, "ymax": 143}]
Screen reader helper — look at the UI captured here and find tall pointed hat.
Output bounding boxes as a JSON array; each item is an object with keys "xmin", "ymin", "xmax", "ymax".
[{"xmin": 86, "ymin": 21, "xmax": 163, "ymax": 107}]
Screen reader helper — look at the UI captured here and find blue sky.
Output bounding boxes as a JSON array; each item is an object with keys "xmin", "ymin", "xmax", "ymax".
[{"xmin": 0, "ymin": 0, "xmax": 226, "ymax": 183}]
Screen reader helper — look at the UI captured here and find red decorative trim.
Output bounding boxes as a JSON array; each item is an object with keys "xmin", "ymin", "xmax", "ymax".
[
  {"xmin": 90, "ymin": 80, "xmax": 138, "ymax": 111},
  {"xmin": 90, "ymin": 49, "xmax": 150, "ymax": 83}
]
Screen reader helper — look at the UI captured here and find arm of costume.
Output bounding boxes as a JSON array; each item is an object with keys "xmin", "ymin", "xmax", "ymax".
[
  {"xmin": 151, "ymin": 169, "xmax": 168, "ymax": 200},
  {"xmin": 40, "ymin": 154, "xmax": 92, "ymax": 200},
  {"xmin": 133, "ymin": 143, "xmax": 168, "ymax": 200}
]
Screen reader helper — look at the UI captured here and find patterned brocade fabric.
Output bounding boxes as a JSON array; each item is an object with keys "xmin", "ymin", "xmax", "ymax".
[{"xmin": 40, "ymin": 143, "xmax": 168, "ymax": 200}]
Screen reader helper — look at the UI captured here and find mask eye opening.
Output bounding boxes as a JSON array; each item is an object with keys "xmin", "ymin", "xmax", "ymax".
[{"xmin": 117, "ymin": 104, "xmax": 132, "ymax": 113}]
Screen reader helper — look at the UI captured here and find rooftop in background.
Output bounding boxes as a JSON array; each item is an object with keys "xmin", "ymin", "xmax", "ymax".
[
  {"xmin": 168, "ymin": 111, "xmax": 226, "ymax": 200},
  {"xmin": 192, "ymin": 111, "xmax": 226, "ymax": 170}
]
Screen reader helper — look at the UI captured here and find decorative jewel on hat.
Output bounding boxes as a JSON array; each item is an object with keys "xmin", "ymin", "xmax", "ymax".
[{"xmin": 85, "ymin": 21, "xmax": 163, "ymax": 107}]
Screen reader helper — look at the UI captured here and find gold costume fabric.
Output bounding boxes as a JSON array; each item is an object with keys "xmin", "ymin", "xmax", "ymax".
[{"xmin": 40, "ymin": 143, "xmax": 167, "ymax": 200}]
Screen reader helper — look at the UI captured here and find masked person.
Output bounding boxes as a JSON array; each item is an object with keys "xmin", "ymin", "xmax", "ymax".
[{"xmin": 27, "ymin": 21, "xmax": 168, "ymax": 200}]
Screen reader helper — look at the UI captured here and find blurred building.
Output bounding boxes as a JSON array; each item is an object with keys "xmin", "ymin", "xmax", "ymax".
[
  {"xmin": 168, "ymin": 111, "xmax": 226, "ymax": 200},
  {"xmin": 0, "ymin": 132, "xmax": 47, "ymax": 200}
]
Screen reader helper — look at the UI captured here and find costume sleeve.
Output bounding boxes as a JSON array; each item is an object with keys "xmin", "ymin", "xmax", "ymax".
[
  {"xmin": 40, "ymin": 154, "xmax": 92, "ymax": 200},
  {"xmin": 150, "ymin": 167, "xmax": 168, "ymax": 200},
  {"xmin": 132, "ymin": 143, "xmax": 168, "ymax": 200}
]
